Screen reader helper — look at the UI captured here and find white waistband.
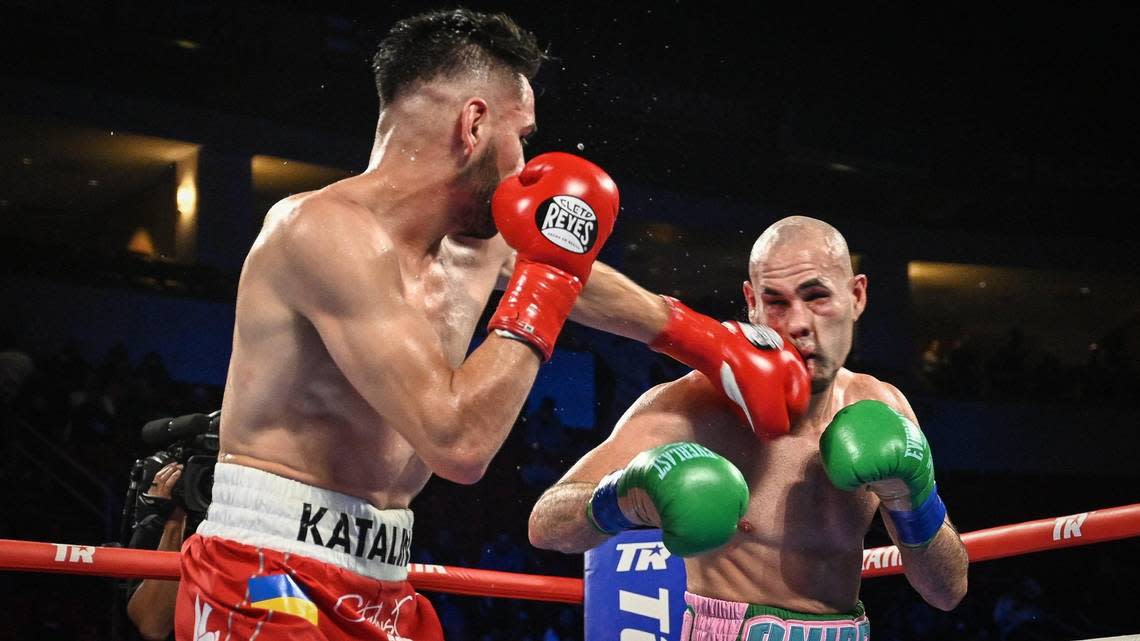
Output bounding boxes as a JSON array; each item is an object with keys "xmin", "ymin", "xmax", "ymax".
[{"xmin": 197, "ymin": 462, "xmax": 414, "ymax": 582}]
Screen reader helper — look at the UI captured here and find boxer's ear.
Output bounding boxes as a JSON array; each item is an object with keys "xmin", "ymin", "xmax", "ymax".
[
  {"xmin": 742, "ymin": 280, "xmax": 759, "ymax": 323},
  {"xmin": 850, "ymin": 274, "xmax": 868, "ymax": 321},
  {"xmin": 459, "ymin": 98, "xmax": 489, "ymax": 157}
]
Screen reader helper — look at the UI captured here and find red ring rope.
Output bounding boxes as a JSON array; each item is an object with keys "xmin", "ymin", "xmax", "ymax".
[
  {"xmin": 1, "ymin": 502, "xmax": 1138, "ymax": 604},
  {"xmin": 0, "ymin": 539, "xmax": 584, "ymax": 603},
  {"xmin": 862, "ymin": 502, "xmax": 1140, "ymax": 578}
]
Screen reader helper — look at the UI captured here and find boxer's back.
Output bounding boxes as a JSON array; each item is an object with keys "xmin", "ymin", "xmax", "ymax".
[{"xmin": 218, "ymin": 185, "xmax": 506, "ymax": 508}]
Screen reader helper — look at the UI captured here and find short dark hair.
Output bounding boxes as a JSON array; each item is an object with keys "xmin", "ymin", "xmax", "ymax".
[{"xmin": 371, "ymin": 8, "xmax": 546, "ymax": 108}]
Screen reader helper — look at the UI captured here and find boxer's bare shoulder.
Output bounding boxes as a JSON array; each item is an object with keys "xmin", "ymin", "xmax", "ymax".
[
  {"xmin": 834, "ymin": 368, "xmax": 918, "ymax": 421},
  {"xmin": 609, "ymin": 372, "xmax": 741, "ymax": 449},
  {"xmin": 249, "ymin": 188, "xmax": 401, "ymax": 308},
  {"xmin": 251, "ymin": 184, "xmax": 510, "ymax": 327},
  {"xmin": 558, "ymin": 372, "xmax": 738, "ymax": 485}
]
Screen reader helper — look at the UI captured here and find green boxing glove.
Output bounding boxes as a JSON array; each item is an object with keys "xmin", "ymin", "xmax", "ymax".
[
  {"xmin": 819, "ymin": 399, "xmax": 947, "ymax": 547},
  {"xmin": 587, "ymin": 442, "xmax": 749, "ymax": 557}
]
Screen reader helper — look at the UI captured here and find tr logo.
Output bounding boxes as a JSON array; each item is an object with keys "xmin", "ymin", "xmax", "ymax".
[
  {"xmin": 1052, "ymin": 512, "xmax": 1089, "ymax": 541},
  {"xmin": 52, "ymin": 544, "xmax": 95, "ymax": 564},
  {"xmin": 614, "ymin": 542, "xmax": 671, "ymax": 572}
]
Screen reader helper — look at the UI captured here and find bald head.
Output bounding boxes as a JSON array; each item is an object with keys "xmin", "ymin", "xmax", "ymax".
[
  {"xmin": 743, "ymin": 216, "xmax": 865, "ymax": 394},
  {"xmin": 748, "ymin": 216, "xmax": 853, "ymax": 281}
]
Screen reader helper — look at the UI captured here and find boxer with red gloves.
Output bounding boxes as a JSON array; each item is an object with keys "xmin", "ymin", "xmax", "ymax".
[
  {"xmin": 175, "ymin": 9, "xmax": 807, "ymax": 640},
  {"xmin": 531, "ymin": 216, "xmax": 967, "ymax": 641}
]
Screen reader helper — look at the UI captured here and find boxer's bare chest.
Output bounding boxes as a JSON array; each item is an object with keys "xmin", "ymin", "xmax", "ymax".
[
  {"xmin": 699, "ymin": 394, "xmax": 879, "ymax": 551},
  {"xmin": 736, "ymin": 428, "xmax": 877, "ymax": 548},
  {"xmin": 685, "ymin": 391, "xmax": 881, "ymax": 608}
]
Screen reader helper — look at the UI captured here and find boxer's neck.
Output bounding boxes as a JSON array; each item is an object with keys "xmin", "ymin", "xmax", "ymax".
[
  {"xmin": 358, "ymin": 116, "xmax": 480, "ymax": 255},
  {"xmin": 801, "ymin": 368, "xmax": 850, "ymax": 431}
]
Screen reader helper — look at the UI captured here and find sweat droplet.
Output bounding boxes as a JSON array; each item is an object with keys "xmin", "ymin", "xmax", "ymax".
[{"xmin": 576, "ymin": 142, "xmax": 585, "ymax": 151}]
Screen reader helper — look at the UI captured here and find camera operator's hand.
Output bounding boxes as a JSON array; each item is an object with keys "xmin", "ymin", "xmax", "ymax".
[
  {"xmin": 145, "ymin": 462, "xmax": 183, "ymax": 500},
  {"xmin": 144, "ymin": 462, "xmax": 187, "ymax": 545},
  {"xmin": 128, "ymin": 462, "xmax": 188, "ymax": 641}
]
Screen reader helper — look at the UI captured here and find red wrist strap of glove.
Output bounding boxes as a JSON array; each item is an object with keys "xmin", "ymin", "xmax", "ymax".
[
  {"xmin": 648, "ymin": 296, "xmax": 726, "ymax": 375},
  {"xmin": 487, "ymin": 260, "xmax": 582, "ymax": 361}
]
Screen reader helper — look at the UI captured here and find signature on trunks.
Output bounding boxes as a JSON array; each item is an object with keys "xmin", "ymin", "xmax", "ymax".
[{"xmin": 334, "ymin": 592, "xmax": 416, "ymax": 638}]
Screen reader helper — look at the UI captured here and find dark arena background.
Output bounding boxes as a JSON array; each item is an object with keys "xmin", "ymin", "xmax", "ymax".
[{"xmin": 2, "ymin": 2, "xmax": 1139, "ymax": 640}]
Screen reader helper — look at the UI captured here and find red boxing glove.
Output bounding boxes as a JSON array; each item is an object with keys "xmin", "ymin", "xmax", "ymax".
[
  {"xmin": 489, "ymin": 152, "xmax": 619, "ymax": 360},
  {"xmin": 650, "ymin": 297, "xmax": 810, "ymax": 438}
]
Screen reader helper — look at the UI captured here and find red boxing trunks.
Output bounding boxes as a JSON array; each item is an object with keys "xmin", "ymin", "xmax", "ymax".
[{"xmin": 174, "ymin": 463, "xmax": 443, "ymax": 641}]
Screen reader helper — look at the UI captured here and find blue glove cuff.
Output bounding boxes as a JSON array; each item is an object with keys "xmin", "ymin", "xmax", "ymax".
[
  {"xmin": 888, "ymin": 484, "xmax": 947, "ymax": 547},
  {"xmin": 587, "ymin": 470, "xmax": 637, "ymax": 534}
]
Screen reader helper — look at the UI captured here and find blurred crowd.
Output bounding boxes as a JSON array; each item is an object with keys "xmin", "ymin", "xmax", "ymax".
[
  {"xmin": 0, "ymin": 325, "xmax": 1136, "ymax": 640},
  {"xmin": 0, "ymin": 333, "xmax": 222, "ymax": 641},
  {"xmin": 0, "ymin": 334, "xmax": 221, "ymax": 545},
  {"xmin": 918, "ymin": 322, "xmax": 1140, "ymax": 405}
]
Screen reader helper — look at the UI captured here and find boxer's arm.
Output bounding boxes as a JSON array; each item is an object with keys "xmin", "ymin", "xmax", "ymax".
[
  {"xmin": 571, "ymin": 260, "xmax": 671, "ymax": 343},
  {"xmin": 529, "ymin": 374, "xmax": 714, "ymax": 553},
  {"xmin": 528, "ymin": 480, "xmax": 609, "ymax": 553},
  {"xmin": 880, "ymin": 509, "xmax": 968, "ymax": 611},
  {"xmin": 875, "ymin": 386, "xmax": 968, "ymax": 611},
  {"xmin": 499, "ymin": 251, "xmax": 808, "ymax": 438},
  {"xmin": 282, "ymin": 200, "xmax": 539, "ymax": 485},
  {"xmin": 498, "ymin": 252, "xmax": 669, "ymax": 344}
]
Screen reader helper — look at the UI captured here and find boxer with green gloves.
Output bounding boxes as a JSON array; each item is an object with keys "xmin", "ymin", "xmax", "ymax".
[
  {"xmin": 820, "ymin": 400, "xmax": 947, "ymax": 547},
  {"xmin": 530, "ymin": 216, "xmax": 967, "ymax": 641},
  {"xmin": 586, "ymin": 442, "xmax": 749, "ymax": 556}
]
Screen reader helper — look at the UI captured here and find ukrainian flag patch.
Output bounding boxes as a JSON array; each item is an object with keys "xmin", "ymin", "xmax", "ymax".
[{"xmin": 247, "ymin": 574, "xmax": 319, "ymax": 626}]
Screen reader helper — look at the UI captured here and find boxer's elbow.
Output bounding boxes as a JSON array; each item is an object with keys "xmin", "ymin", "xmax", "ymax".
[
  {"xmin": 926, "ymin": 592, "xmax": 964, "ymax": 612},
  {"xmin": 431, "ymin": 438, "xmax": 495, "ymax": 485},
  {"xmin": 528, "ymin": 525, "xmax": 559, "ymax": 552},
  {"xmin": 924, "ymin": 575, "xmax": 967, "ymax": 611},
  {"xmin": 429, "ymin": 451, "xmax": 490, "ymax": 485},
  {"xmin": 419, "ymin": 416, "xmax": 496, "ymax": 485},
  {"xmin": 528, "ymin": 520, "xmax": 581, "ymax": 554},
  {"xmin": 528, "ymin": 509, "xmax": 575, "ymax": 554},
  {"xmin": 527, "ymin": 502, "xmax": 556, "ymax": 551},
  {"xmin": 414, "ymin": 441, "xmax": 473, "ymax": 484},
  {"xmin": 529, "ymin": 487, "xmax": 594, "ymax": 554},
  {"xmin": 946, "ymin": 574, "xmax": 969, "ymax": 610}
]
